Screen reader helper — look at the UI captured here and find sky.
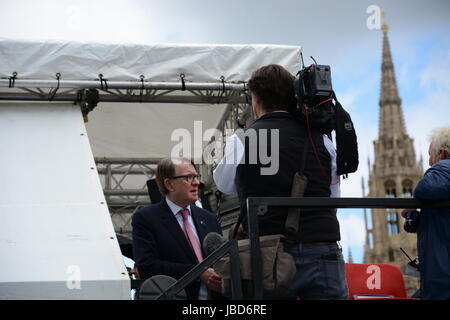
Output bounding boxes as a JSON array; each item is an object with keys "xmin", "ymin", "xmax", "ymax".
[{"xmin": 1, "ymin": 0, "xmax": 449, "ymax": 264}]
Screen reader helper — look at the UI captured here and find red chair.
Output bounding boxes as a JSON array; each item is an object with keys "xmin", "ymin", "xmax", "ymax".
[{"xmin": 345, "ymin": 263, "xmax": 417, "ymax": 300}]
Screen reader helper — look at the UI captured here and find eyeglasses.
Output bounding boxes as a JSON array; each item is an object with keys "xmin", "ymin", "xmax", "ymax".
[{"xmin": 171, "ymin": 174, "xmax": 201, "ymax": 183}]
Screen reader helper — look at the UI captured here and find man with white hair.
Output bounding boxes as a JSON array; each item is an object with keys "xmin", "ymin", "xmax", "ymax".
[{"xmin": 403, "ymin": 126, "xmax": 450, "ymax": 299}]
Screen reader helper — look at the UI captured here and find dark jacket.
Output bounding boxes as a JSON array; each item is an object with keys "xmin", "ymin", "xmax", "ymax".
[
  {"xmin": 235, "ymin": 112, "xmax": 340, "ymax": 243},
  {"xmin": 414, "ymin": 157, "xmax": 450, "ymax": 300},
  {"xmin": 132, "ymin": 199, "xmax": 222, "ymax": 300}
]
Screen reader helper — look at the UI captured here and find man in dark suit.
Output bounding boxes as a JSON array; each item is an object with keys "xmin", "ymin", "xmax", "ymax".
[{"xmin": 132, "ymin": 157, "xmax": 222, "ymax": 300}]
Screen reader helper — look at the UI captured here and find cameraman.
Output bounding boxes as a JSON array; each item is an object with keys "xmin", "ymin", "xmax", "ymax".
[
  {"xmin": 402, "ymin": 127, "xmax": 450, "ymax": 300},
  {"xmin": 213, "ymin": 64, "xmax": 347, "ymax": 299}
]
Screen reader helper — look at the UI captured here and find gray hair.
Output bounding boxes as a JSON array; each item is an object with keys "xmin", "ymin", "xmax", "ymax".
[{"xmin": 430, "ymin": 127, "xmax": 450, "ymax": 156}]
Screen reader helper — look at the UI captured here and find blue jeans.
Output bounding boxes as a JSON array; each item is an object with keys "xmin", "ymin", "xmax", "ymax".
[{"xmin": 285, "ymin": 243, "xmax": 348, "ymax": 300}]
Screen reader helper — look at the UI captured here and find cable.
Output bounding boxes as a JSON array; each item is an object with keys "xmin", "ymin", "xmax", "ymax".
[
  {"xmin": 48, "ymin": 73, "xmax": 61, "ymax": 101},
  {"xmin": 303, "ymin": 104, "xmax": 331, "ymax": 186},
  {"xmin": 9, "ymin": 72, "xmax": 17, "ymax": 88},
  {"xmin": 217, "ymin": 76, "xmax": 225, "ymax": 104},
  {"xmin": 180, "ymin": 74, "xmax": 186, "ymax": 91},
  {"xmin": 316, "ymin": 97, "xmax": 332, "ymax": 107},
  {"xmin": 139, "ymin": 75, "xmax": 145, "ymax": 103},
  {"xmin": 99, "ymin": 74, "xmax": 108, "ymax": 90}
]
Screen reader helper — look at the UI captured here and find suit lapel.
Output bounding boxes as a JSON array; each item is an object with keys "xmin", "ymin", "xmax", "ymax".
[
  {"xmin": 159, "ymin": 200, "xmax": 197, "ymax": 263},
  {"xmin": 191, "ymin": 205, "xmax": 208, "ymax": 246}
]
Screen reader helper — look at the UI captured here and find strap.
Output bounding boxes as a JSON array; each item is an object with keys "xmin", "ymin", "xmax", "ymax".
[
  {"xmin": 231, "ymin": 211, "xmax": 246, "ymax": 239},
  {"xmin": 298, "ymin": 136, "xmax": 309, "ymax": 176},
  {"xmin": 285, "ymin": 138, "xmax": 310, "ymax": 235}
]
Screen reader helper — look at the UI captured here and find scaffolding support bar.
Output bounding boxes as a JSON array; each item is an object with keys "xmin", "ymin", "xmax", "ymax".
[{"xmin": 0, "ymin": 79, "xmax": 246, "ymax": 90}]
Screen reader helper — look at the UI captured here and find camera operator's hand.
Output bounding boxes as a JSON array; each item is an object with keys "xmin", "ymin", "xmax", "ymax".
[
  {"xmin": 130, "ymin": 266, "xmax": 141, "ymax": 280},
  {"xmin": 200, "ymin": 268, "xmax": 222, "ymax": 293}
]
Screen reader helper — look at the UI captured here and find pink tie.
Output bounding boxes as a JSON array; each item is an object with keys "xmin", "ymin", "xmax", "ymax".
[{"xmin": 179, "ymin": 208, "xmax": 203, "ymax": 263}]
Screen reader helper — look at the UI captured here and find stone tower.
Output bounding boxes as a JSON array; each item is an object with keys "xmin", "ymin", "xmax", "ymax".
[{"xmin": 363, "ymin": 14, "xmax": 423, "ymax": 296}]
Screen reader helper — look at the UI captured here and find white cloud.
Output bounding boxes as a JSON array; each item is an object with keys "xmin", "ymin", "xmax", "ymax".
[
  {"xmin": 419, "ymin": 49, "xmax": 450, "ymax": 90},
  {"xmin": 338, "ymin": 91, "xmax": 358, "ymax": 113},
  {"xmin": 0, "ymin": 0, "xmax": 170, "ymax": 44},
  {"xmin": 405, "ymin": 45, "xmax": 450, "ymax": 169},
  {"xmin": 338, "ymin": 212, "xmax": 366, "ymax": 262}
]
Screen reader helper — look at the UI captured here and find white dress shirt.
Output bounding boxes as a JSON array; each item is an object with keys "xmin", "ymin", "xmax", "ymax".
[
  {"xmin": 323, "ymin": 135, "xmax": 341, "ymax": 198},
  {"xmin": 212, "ymin": 134, "xmax": 244, "ymax": 195},
  {"xmin": 165, "ymin": 197, "xmax": 208, "ymax": 300}
]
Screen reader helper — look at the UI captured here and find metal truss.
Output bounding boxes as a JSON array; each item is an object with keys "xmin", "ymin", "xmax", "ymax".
[
  {"xmin": 200, "ymin": 102, "xmax": 253, "ymax": 188},
  {"xmin": 1, "ymin": 78, "xmax": 251, "ymax": 239},
  {"xmin": 95, "ymin": 157, "xmax": 242, "ymax": 239},
  {"xmin": 0, "ymin": 79, "xmax": 248, "ymax": 104},
  {"xmin": 95, "ymin": 157, "xmax": 159, "ymax": 237}
]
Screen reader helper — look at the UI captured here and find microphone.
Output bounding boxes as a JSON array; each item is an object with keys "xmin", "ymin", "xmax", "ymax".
[
  {"xmin": 203, "ymin": 232, "xmax": 226, "ymax": 257},
  {"xmin": 138, "ymin": 275, "xmax": 187, "ymax": 300}
]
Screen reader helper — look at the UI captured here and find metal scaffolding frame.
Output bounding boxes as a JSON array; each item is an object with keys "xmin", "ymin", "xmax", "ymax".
[
  {"xmin": 1, "ymin": 78, "xmax": 251, "ymax": 239},
  {"xmin": 0, "ymin": 78, "xmax": 248, "ymax": 104},
  {"xmin": 94, "ymin": 157, "xmax": 241, "ymax": 238},
  {"xmin": 94, "ymin": 157, "xmax": 157, "ymax": 236}
]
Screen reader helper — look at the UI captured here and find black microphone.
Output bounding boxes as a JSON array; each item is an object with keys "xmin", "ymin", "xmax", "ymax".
[
  {"xmin": 138, "ymin": 275, "xmax": 187, "ymax": 300},
  {"xmin": 203, "ymin": 232, "xmax": 226, "ymax": 257}
]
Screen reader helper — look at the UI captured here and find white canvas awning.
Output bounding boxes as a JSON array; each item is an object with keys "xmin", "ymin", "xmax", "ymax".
[
  {"xmin": 0, "ymin": 39, "xmax": 303, "ymax": 159},
  {"xmin": 0, "ymin": 38, "xmax": 302, "ymax": 82}
]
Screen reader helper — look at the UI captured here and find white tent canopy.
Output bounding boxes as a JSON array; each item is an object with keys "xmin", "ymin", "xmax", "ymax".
[
  {"xmin": 85, "ymin": 102, "xmax": 228, "ymax": 158},
  {"xmin": 0, "ymin": 38, "xmax": 302, "ymax": 82},
  {"xmin": 0, "ymin": 39, "xmax": 303, "ymax": 159}
]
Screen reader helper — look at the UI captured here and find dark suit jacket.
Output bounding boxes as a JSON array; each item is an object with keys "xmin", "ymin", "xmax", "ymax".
[{"xmin": 132, "ymin": 198, "xmax": 222, "ymax": 299}]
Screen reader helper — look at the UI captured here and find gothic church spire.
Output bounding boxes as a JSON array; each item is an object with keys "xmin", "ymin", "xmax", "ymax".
[{"xmin": 379, "ymin": 11, "xmax": 406, "ymax": 139}]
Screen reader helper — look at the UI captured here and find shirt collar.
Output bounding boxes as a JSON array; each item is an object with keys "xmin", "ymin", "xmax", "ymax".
[
  {"xmin": 256, "ymin": 110, "xmax": 291, "ymax": 121},
  {"xmin": 166, "ymin": 197, "xmax": 191, "ymax": 217},
  {"xmin": 270, "ymin": 110, "xmax": 289, "ymax": 113}
]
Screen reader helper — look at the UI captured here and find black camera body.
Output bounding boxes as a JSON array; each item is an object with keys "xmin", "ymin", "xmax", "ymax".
[
  {"xmin": 293, "ymin": 64, "xmax": 335, "ymax": 134},
  {"xmin": 292, "ymin": 61, "xmax": 359, "ymax": 176},
  {"xmin": 404, "ymin": 210, "xmax": 420, "ymax": 233},
  {"xmin": 293, "ymin": 64, "xmax": 333, "ymax": 107}
]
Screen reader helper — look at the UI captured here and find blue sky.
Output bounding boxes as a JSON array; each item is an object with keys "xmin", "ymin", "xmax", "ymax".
[{"xmin": 1, "ymin": 0, "xmax": 449, "ymax": 263}]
